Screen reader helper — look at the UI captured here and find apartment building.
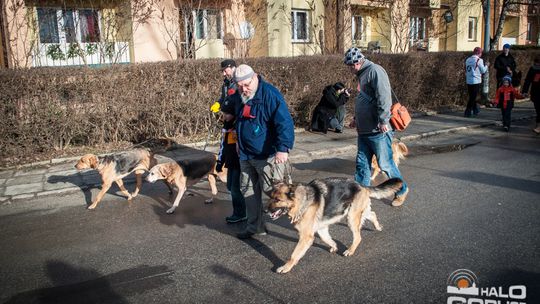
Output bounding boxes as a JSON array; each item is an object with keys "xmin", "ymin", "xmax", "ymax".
[{"xmin": 0, "ymin": 0, "xmax": 538, "ymax": 68}]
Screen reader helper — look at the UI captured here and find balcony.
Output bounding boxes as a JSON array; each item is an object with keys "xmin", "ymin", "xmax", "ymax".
[{"xmin": 32, "ymin": 42, "xmax": 130, "ymax": 67}]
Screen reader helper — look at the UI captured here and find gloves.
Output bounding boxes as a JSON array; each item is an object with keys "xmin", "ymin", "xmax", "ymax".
[
  {"xmin": 210, "ymin": 101, "xmax": 221, "ymax": 113},
  {"xmin": 216, "ymin": 161, "xmax": 223, "ymax": 173}
]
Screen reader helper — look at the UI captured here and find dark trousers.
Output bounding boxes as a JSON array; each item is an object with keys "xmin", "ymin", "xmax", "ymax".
[
  {"xmin": 465, "ymin": 84, "xmax": 481, "ymax": 116},
  {"xmin": 227, "ymin": 168, "xmax": 245, "ymax": 217},
  {"xmin": 500, "ymin": 102, "xmax": 514, "ymax": 128},
  {"xmin": 533, "ymin": 96, "xmax": 540, "ymax": 123}
]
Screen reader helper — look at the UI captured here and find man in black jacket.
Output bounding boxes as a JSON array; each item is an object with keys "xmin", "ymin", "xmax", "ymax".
[
  {"xmin": 522, "ymin": 56, "xmax": 540, "ymax": 134},
  {"xmin": 494, "ymin": 44, "xmax": 517, "ymax": 87},
  {"xmin": 310, "ymin": 82, "xmax": 350, "ymax": 133}
]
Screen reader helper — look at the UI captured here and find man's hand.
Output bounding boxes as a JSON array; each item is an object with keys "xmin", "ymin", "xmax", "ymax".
[
  {"xmin": 275, "ymin": 151, "xmax": 288, "ymax": 164},
  {"xmin": 378, "ymin": 123, "xmax": 390, "ymax": 133}
]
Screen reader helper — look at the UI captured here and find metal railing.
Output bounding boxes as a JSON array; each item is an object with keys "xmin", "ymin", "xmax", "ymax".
[{"xmin": 32, "ymin": 41, "xmax": 130, "ymax": 67}]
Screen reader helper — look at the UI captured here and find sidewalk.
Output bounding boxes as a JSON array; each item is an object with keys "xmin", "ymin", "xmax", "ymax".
[{"xmin": 0, "ymin": 102, "xmax": 536, "ymax": 205}]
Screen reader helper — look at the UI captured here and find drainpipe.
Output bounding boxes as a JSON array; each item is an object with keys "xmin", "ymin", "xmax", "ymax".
[{"xmin": 0, "ymin": 1, "xmax": 9, "ymax": 68}]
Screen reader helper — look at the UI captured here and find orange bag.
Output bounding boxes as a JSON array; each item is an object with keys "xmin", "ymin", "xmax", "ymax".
[{"xmin": 390, "ymin": 102, "xmax": 411, "ymax": 131}]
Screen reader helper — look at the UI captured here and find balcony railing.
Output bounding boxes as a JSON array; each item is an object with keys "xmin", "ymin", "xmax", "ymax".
[{"xmin": 32, "ymin": 42, "xmax": 130, "ymax": 67}]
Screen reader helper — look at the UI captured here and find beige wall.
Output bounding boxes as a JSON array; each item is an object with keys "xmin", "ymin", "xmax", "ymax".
[
  {"xmin": 131, "ymin": 0, "xmax": 178, "ymax": 62},
  {"xmin": 265, "ymin": 0, "xmax": 324, "ymax": 57},
  {"xmin": 454, "ymin": 1, "xmax": 483, "ymax": 51}
]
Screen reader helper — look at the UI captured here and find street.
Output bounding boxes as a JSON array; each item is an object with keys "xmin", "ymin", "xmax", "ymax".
[{"xmin": 1, "ymin": 120, "xmax": 539, "ymax": 304}]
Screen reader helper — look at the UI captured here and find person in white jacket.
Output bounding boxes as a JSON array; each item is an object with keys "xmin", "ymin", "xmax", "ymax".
[{"xmin": 465, "ymin": 47, "xmax": 489, "ymax": 117}]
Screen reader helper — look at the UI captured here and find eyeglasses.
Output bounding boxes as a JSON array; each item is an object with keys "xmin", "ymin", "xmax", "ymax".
[{"xmin": 236, "ymin": 76, "xmax": 254, "ymax": 89}]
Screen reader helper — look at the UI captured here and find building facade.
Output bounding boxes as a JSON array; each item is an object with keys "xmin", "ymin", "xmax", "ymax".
[{"xmin": 0, "ymin": 0, "xmax": 538, "ymax": 68}]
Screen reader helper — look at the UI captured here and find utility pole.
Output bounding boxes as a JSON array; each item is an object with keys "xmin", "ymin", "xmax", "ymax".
[{"xmin": 481, "ymin": 0, "xmax": 491, "ymax": 104}]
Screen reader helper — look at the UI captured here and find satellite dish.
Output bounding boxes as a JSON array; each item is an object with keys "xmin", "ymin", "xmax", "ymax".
[{"xmin": 239, "ymin": 22, "xmax": 255, "ymax": 39}]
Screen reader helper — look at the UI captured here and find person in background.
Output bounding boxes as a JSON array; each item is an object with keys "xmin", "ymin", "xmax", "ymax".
[
  {"xmin": 465, "ymin": 47, "xmax": 489, "ymax": 117},
  {"xmin": 310, "ymin": 82, "xmax": 350, "ymax": 134},
  {"xmin": 494, "ymin": 44, "xmax": 517, "ymax": 87},
  {"xmin": 521, "ymin": 55, "xmax": 540, "ymax": 134},
  {"xmin": 492, "ymin": 75, "xmax": 523, "ymax": 132}
]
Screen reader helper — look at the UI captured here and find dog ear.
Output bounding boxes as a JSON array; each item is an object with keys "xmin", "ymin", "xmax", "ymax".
[
  {"xmin": 89, "ymin": 155, "xmax": 98, "ymax": 168},
  {"xmin": 159, "ymin": 164, "xmax": 173, "ymax": 177}
]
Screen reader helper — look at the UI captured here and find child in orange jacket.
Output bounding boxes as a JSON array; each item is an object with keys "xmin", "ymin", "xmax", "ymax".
[{"xmin": 492, "ymin": 75, "xmax": 523, "ymax": 132}]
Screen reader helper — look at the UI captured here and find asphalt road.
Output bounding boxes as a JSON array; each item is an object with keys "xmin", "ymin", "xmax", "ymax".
[{"xmin": 1, "ymin": 120, "xmax": 539, "ymax": 304}]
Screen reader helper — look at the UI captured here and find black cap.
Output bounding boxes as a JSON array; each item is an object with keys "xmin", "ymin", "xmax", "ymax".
[{"xmin": 221, "ymin": 59, "xmax": 236, "ymax": 70}]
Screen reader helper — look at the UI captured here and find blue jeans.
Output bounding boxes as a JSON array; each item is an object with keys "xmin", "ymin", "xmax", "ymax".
[
  {"xmin": 227, "ymin": 168, "xmax": 246, "ymax": 218},
  {"xmin": 355, "ymin": 132, "xmax": 408, "ymax": 196}
]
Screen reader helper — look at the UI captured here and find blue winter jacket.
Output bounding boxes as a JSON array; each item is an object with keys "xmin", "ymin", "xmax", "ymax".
[{"xmin": 236, "ymin": 75, "xmax": 295, "ymax": 160}]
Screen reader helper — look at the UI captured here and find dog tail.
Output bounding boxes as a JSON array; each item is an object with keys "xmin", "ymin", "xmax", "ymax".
[
  {"xmin": 397, "ymin": 142, "xmax": 409, "ymax": 156},
  {"xmin": 368, "ymin": 178, "xmax": 403, "ymax": 199}
]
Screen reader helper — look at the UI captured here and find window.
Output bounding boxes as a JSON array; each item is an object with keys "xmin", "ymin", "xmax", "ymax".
[
  {"xmin": 37, "ymin": 8, "xmax": 59, "ymax": 43},
  {"xmin": 468, "ymin": 17, "xmax": 477, "ymax": 41},
  {"xmin": 291, "ymin": 10, "xmax": 309, "ymax": 42},
  {"xmin": 410, "ymin": 17, "xmax": 426, "ymax": 42},
  {"xmin": 352, "ymin": 15, "xmax": 364, "ymax": 41},
  {"xmin": 194, "ymin": 9, "xmax": 222, "ymax": 39},
  {"xmin": 37, "ymin": 7, "xmax": 101, "ymax": 44},
  {"xmin": 527, "ymin": 22, "xmax": 532, "ymax": 41}
]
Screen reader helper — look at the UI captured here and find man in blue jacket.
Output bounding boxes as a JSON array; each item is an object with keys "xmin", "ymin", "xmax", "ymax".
[
  {"xmin": 344, "ymin": 47, "xmax": 408, "ymax": 206},
  {"xmin": 233, "ymin": 64, "xmax": 295, "ymax": 239}
]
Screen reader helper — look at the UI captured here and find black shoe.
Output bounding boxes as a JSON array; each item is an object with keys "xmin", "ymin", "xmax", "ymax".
[
  {"xmin": 236, "ymin": 229, "xmax": 267, "ymax": 239},
  {"xmin": 226, "ymin": 215, "xmax": 247, "ymax": 223},
  {"xmin": 503, "ymin": 126, "xmax": 509, "ymax": 132},
  {"xmin": 335, "ymin": 129, "xmax": 343, "ymax": 133}
]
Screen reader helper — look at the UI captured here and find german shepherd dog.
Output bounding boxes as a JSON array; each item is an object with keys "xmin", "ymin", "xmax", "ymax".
[
  {"xmin": 145, "ymin": 154, "xmax": 226, "ymax": 214},
  {"xmin": 371, "ymin": 141, "xmax": 408, "ymax": 180},
  {"xmin": 75, "ymin": 149, "xmax": 163, "ymax": 210},
  {"xmin": 267, "ymin": 177, "xmax": 403, "ymax": 274}
]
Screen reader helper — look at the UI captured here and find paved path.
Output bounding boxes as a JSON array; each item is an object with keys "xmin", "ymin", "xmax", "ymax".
[{"xmin": 0, "ymin": 102, "xmax": 536, "ymax": 205}]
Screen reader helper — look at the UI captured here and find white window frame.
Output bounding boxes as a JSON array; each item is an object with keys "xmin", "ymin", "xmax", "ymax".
[
  {"xmin": 468, "ymin": 17, "xmax": 477, "ymax": 41},
  {"xmin": 352, "ymin": 15, "xmax": 365, "ymax": 41},
  {"xmin": 192, "ymin": 9, "xmax": 223, "ymax": 40},
  {"xmin": 291, "ymin": 9, "xmax": 310, "ymax": 43},
  {"xmin": 409, "ymin": 17, "xmax": 426, "ymax": 42},
  {"xmin": 36, "ymin": 7, "xmax": 102, "ymax": 44}
]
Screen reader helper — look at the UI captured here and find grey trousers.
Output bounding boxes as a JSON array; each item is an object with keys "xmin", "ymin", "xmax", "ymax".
[
  {"xmin": 240, "ymin": 157, "xmax": 285, "ymax": 234},
  {"xmin": 329, "ymin": 105, "xmax": 346, "ymax": 130}
]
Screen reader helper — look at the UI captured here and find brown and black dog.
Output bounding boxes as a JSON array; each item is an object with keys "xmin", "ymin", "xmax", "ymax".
[
  {"xmin": 145, "ymin": 154, "xmax": 226, "ymax": 214},
  {"xmin": 267, "ymin": 177, "xmax": 403, "ymax": 274},
  {"xmin": 371, "ymin": 141, "xmax": 408, "ymax": 180},
  {"xmin": 75, "ymin": 149, "xmax": 167, "ymax": 210}
]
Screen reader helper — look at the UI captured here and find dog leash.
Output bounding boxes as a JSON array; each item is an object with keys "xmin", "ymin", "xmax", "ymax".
[{"xmin": 270, "ymin": 158, "xmax": 294, "ymax": 185}]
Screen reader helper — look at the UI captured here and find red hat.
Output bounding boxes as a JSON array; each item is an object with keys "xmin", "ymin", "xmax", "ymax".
[{"xmin": 473, "ymin": 47, "xmax": 483, "ymax": 55}]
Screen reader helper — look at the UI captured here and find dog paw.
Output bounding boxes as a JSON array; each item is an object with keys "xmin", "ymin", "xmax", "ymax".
[
  {"xmin": 376, "ymin": 225, "xmax": 383, "ymax": 231},
  {"xmin": 131, "ymin": 192, "xmax": 139, "ymax": 198},
  {"xmin": 276, "ymin": 265, "xmax": 292, "ymax": 274},
  {"xmin": 127, "ymin": 195, "xmax": 133, "ymax": 201},
  {"xmin": 329, "ymin": 247, "xmax": 338, "ymax": 253},
  {"xmin": 87, "ymin": 205, "xmax": 96, "ymax": 210},
  {"xmin": 166, "ymin": 208, "xmax": 175, "ymax": 214},
  {"xmin": 204, "ymin": 198, "xmax": 213, "ymax": 204},
  {"xmin": 343, "ymin": 249, "xmax": 355, "ymax": 257}
]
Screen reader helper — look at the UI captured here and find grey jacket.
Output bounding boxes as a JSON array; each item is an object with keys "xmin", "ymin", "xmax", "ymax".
[{"xmin": 354, "ymin": 59, "xmax": 393, "ymax": 135}]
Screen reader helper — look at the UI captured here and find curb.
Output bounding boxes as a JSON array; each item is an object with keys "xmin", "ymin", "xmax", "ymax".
[{"xmin": 0, "ymin": 114, "xmax": 536, "ymax": 206}]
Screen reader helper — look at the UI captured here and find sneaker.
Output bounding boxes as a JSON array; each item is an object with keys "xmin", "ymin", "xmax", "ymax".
[
  {"xmin": 392, "ymin": 187, "xmax": 409, "ymax": 207},
  {"xmin": 236, "ymin": 229, "xmax": 268, "ymax": 239},
  {"xmin": 503, "ymin": 126, "xmax": 509, "ymax": 132},
  {"xmin": 226, "ymin": 215, "xmax": 247, "ymax": 223}
]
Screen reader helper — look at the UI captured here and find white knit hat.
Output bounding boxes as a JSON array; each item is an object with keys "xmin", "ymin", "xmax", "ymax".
[{"xmin": 234, "ymin": 64, "xmax": 255, "ymax": 82}]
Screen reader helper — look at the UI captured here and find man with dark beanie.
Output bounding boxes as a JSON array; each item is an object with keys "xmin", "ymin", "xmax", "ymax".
[{"xmin": 219, "ymin": 59, "xmax": 238, "ymax": 106}]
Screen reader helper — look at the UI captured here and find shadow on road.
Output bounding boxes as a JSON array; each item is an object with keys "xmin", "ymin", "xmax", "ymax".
[
  {"xmin": 440, "ymin": 170, "xmax": 540, "ymax": 195},
  {"xmin": 4, "ymin": 260, "xmax": 174, "ymax": 304}
]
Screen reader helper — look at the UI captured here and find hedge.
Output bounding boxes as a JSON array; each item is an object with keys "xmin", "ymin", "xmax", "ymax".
[{"xmin": 1, "ymin": 50, "xmax": 539, "ymax": 167}]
